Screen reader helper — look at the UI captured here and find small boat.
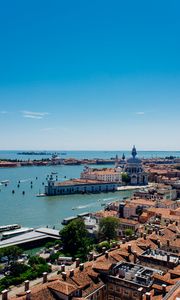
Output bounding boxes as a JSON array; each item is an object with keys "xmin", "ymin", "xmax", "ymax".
[
  {"xmin": 1, "ymin": 180, "xmax": 10, "ymax": 184},
  {"xmin": 22, "ymin": 191, "xmax": 25, "ymax": 195},
  {"xmin": 51, "ymin": 172, "xmax": 58, "ymax": 175},
  {"xmin": 36, "ymin": 193, "xmax": 46, "ymax": 197}
]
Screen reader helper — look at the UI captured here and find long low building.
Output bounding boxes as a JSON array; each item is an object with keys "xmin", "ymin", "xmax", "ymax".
[
  {"xmin": 45, "ymin": 178, "xmax": 118, "ymax": 196},
  {"xmin": 0, "ymin": 228, "xmax": 60, "ymax": 249}
]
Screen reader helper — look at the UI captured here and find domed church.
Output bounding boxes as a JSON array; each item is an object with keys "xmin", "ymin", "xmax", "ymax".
[{"xmin": 123, "ymin": 146, "xmax": 148, "ymax": 185}]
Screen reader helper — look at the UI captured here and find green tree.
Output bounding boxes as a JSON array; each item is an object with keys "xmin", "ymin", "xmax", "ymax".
[
  {"xmin": 122, "ymin": 173, "xmax": 130, "ymax": 184},
  {"xmin": 60, "ymin": 218, "xmax": 91, "ymax": 260},
  {"xmin": 124, "ymin": 228, "xmax": 134, "ymax": 237},
  {"xmin": 0, "ymin": 246, "xmax": 23, "ymax": 265},
  {"xmin": 99, "ymin": 217, "xmax": 119, "ymax": 241},
  {"xmin": 96, "ymin": 241, "xmax": 110, "ymax": 253}
]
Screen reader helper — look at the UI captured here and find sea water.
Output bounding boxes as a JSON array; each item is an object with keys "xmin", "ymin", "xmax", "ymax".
[{"xmin": 0, "ymin": 150, "xmax": 179, "ymax": 229}]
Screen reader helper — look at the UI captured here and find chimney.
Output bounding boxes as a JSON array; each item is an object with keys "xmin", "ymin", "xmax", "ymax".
[
  {"xmin": 102, "ymin": 246, "xmax": 106, "ymax": 254},
  {"xmin": 62, "ymin": 272, "xmax": 67, "ymax": 280},
  {"xmin": 140, "ymin": 232, "xmax": 143, "ymax": 238},
  {"xmin": 43, "ymin": 272, "xmax": 48, "ymax": 283},
  {"xmin": 167, "ymin": 239, "xmax": 170, "ymax": 247},
  {"xmin": 76, "ymin": 258, "xmax": 80, "ymax": 267},
  {"xmin": 145, "ymin": 292, "xmax": 151, "ymax": 300},
  {"xmin": 2, "ymin": 290, "xmax": 8, "ymax": 300},
  {"xmin": 70, "ymin": 269, "xmax": 74, "ymax": 277},
  {"xmin": 26, "ymin": 290, "xmax": 31, "ymax": 300},
  {"xmin": 133, "ymin": 251, "xmax": 137, "ymax": 264},
  {"xmin": 112, "ymin": 241, "xmax": 116, "ymax": 248},
  {"xmin": 138, "ymin": 287, "xmax": 143, "ymax": 300},
  {"xmin": 89, "ymin": 252, "xmax": 93, "ymax": 261},
  {"xmin": 162, "ymin": 284, "xmax": 166, "ymax": 296},
  {"xmin": 24, "ymin": 280, "xmax": 30, "ymax": 291},
  {"xmin": 61, "ymin": 264, "xmax": 65, "ymax": 272},
  {"xmin": 175, "ymin": 221, "xmax": 178, "ymax": 226},
  {"xmin": 157, "ymin": 239, "xmax": 161, "ymax": 248},
  {"xmin": 128, "ymin": 244, "xmax": 132, "ymax": 254},
  {"xmin": 143, "ymin": 233, "xmax": 147, "ymax": 240},
  {"xmin": 93, "ymin": 254, "xmax": 98, "ymax": 261},
  {"xmin": 79, "ymin": 263, "xmax": 84, "ymax": 271},
  {"xmin": 105, "ymin": 251, "xmax": 109, "ymax": 259}
]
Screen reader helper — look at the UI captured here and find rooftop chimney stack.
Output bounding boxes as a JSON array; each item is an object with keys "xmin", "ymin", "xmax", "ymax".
[
  {"xmin": 105, "ymin": 251, "xmax": 109, "ymax": 259},
  {"xmin": 24, "ymin": 280, "xmax": 30, "ymax": 291},
  {"xmin": 61, "ymin": 264, "xmax": 65, "ymax": 272},
  {"xmin": 145, "ymin": 292, "xmax": 151, "ymax": 300},
  {"xmin": 157, "ymin": 240, "xmax": 161, "ymax": 248},
  {"xmin": 26, "ymin": 290, "xmax": 31, "ymax": 300},
  {"xmin": 93, "ymin": 254, "xmax": 97, "ymax": 261},
  {"xmin": 2, "ymin": 289, "xmax": 8, "ymax": 300},
  {"xmin": 133, "ymin": 251, "xmax": 137, "ymax": 264},
  {"xmin": 167, "ymin": 239, "xmax": 170, "ymax": 247},
  {"xmin": 102, "ymin": 247, "xmax": 106, "ymax": 254},
  {"xmin": 79, "ymin": 263, "xmax": 84, "ymax": 271},
  {"xmin": 128, "ymin": 244, "xmax": 132, "ymax": 254},
  {"xmin": 62, "ymin": 272, "xmax": 67, "ymax": 281},
  {"xmin": 138, "ymin": 287, "xmax": 143, "ymax": 300},
  {"xmin": 162, "ymin": 284, "xmax": 167, "ymax": 296},
  {"xmin": 89, "ymin": 252, "xmax": 93, "ymax": 261},
  {"xmin": 43, "ymin": 272, "xmax": 48, "ymax": 284},
  {"xmin": 70, "ymin": 269, "xmax": 74, "ymax": 277},
  {"xmin": 143, "ymin": 233, "xmax": 147, "ymax": 240},
  {"xmin": 76, "ymin": 258, "xmax": 80, "ymax": 268},
  {"xmin": 112, "ymin": 241, "xmax": 117, "ymax": 248},
  {"xmin": 122, "ymin": 238, "xmax": 126, "ymax": 244}
]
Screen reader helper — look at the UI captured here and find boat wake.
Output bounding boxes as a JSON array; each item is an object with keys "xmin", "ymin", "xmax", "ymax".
[
  {"xmin": 102, "ymin": 197, "xmax": 118, "ymax": 202},
  {"xmin": 19, "ymin": 178, "xmax": 33, "ymax": 183},
  {"xmin": 73, "ymin": 203, "xmax": 96, "ymax": 210}
]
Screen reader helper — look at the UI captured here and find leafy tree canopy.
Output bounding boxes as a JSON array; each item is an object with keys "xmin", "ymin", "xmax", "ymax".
[
  {"xmin": 0, "ymin": 246, "xmax": 23, "ymax": 265},
  {"xmin": 122, "ymin": 172, "xmax": 130, "ymax": 184},
  {"xmin": 99, "ymin": 217, "xmax": 119, "ymax": 241},
  {"xmin": 124, "ymin": 228, "xmax": 134, "ymax": 237},
  {"xmin": 60, "ymin": 218, "xmax": 91, "ymax": 260}
]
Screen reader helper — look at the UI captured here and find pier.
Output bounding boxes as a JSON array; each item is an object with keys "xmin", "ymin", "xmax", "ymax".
[{"xmin": 0, "ymin": 227, "xmax": 60, "ymax": 249}]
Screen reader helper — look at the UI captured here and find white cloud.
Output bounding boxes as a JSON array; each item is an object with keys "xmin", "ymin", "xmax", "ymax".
[
  {"xmin": 136, "ymin": 111, "xmax": 145, "ymax": 115},
  {"xmin": 21, "ymin": 110, "xmax": 49, "ymax": 119},
  {"xmin": 23, "ymin": 114, "xmax": 43, "ymax": 119}
]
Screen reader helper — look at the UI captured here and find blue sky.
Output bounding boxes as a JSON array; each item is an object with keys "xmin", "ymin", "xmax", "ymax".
[{"xmin": 0, "ymin": 0, "xmax": 180, "ymax": 150}]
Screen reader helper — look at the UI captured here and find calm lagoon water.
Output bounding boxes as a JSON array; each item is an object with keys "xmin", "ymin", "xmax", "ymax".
[{"xmin": 0, "ymin": 150, "xmax": 179, "ymax": 229}]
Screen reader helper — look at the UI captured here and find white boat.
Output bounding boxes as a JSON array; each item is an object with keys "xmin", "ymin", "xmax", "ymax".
[
  {"xmin": 0, "ymin": 224, "xmax": 21, "ymax": 233},
  {"xmin": 36, "ymin": 193, "xmax": 46, "ymax": 197},
  {"xmin": 1, "ymin": 180, "xmax": 10, "ymax": 184},
  {"xmin": 1, "ymin": 227, "xmax": 34, "ymax": 240}
]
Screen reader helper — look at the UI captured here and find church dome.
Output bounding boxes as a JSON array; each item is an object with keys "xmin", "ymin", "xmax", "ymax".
[
  {"xmin": 126, "ymin": 146, "xmax": 142, "ymax": 164},
  {"xmin": 126, "ymin": 157, "xmax": 142, "ymax": 164}
]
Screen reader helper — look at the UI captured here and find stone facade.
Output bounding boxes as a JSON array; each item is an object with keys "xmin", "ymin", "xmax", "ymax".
[{"xmin": 123, "ymin": 146, "xmax": 148, "ymax": 185}]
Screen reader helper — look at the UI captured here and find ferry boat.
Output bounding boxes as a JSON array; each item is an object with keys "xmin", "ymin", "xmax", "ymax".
[
  {"xmin": 0, "ymin": 224, "xmax": 21, "ymax": 233},
  {"xmin": 1, "ymin": 227, "xmax": 34, "ymax": 240}
]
